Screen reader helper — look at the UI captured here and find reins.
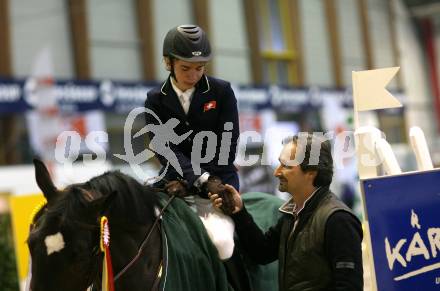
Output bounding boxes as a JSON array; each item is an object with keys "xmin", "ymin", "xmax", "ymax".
[{"xmin": 114, "ymin": 194, "xmax": 176, "ymax": 281}]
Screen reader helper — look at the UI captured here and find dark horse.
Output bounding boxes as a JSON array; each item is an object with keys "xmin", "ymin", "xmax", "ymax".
[{"xmin": 27, "ymin": 159, "xmax": 230, "ymax": 291}]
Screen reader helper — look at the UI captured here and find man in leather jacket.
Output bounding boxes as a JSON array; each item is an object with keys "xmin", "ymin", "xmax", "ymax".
[{"xmin": 210, "ymin": 133, "xmax": 364, "ymax": 290}]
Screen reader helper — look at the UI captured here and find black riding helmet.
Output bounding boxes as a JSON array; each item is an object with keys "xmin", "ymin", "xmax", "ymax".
[{"xmin": 163, "ymin": 24, "xmax": 212, "ymax": 62}]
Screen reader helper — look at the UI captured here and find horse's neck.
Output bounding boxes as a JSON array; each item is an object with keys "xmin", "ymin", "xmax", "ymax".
[{"xmin": 104, "ymin": 219, "xmax": 162, "ymax": 290}]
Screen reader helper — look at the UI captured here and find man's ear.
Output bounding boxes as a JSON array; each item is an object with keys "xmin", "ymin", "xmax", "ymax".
[{"xmin": 306, "ymin": 170, "xmax": 318, "ymax": 183}]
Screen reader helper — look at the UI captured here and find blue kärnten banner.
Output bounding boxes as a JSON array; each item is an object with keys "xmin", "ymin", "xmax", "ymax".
[{"xmin": 362, "ymin": 170, "xmax": 440, "ymax": 291}]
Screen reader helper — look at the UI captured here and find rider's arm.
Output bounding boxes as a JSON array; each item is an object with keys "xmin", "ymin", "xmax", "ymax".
[
  {"xmin": 216, "ymin": 83, "xmax": 239, "ymax": 167},
  {"xmin": 145, "ymin": 95, "xmax": 208, "ymax": 186}
]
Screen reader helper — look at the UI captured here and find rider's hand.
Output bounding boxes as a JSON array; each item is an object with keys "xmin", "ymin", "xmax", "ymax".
[
  {"xmin": 165, "ymin": 180, "xmax": 188, "ymax": 198},
  {"xmin": 203, "ymin": 176, "xmax": 235, "ymax": 215},
  {"xmin": 209, "ymin": 184, "xmax": 243, "ymax": 215},
  {"xmin": 203, "ymin": 176, "xmax": 223, "ymax": 195}
]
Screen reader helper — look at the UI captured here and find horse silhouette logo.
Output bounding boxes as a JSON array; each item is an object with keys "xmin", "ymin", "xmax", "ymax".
[
  {"xmin": 134, "ymin": 117, "xmax": 192, "ymax": 176},
  {"xmin": 115, "ymin": 107, "xmax": 191, "ymax": 182}
]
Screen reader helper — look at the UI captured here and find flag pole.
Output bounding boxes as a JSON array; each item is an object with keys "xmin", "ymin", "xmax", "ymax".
[{"xmin": 351, "ymin": 67, "xmax": 402, "ymax": 291}]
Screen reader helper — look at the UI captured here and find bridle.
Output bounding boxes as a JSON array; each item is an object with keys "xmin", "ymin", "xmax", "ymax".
[
  {"xmin": 88, "ymin": 194, "xmax": 176, "ymax": 291},
  {"xmin": 29, "ymin": 195, "xmax": 176, "ymax": 291},
  {"xmin": 29, "ymin": 204, "xmax": 103, "ymax": 291}
]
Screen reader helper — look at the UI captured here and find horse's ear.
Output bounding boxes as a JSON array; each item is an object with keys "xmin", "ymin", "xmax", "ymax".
[{"xmin": 33, "ymin": 158, "xmax": 58, "ymax": 202}]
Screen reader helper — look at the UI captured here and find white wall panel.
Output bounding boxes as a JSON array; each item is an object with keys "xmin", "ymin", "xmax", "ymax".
[
  {"xmin": 90, "ymin": 46, "xmax": 143, "ymax": 80},
  {"xmin": 210, "ymin": 0, "xmax": 251, "ymax": 83},
  {"xmin": 395, "ymin": 0, "xmax": 436, "ymax": 146},
  {"xmin": 153, "ymin": 0, "xmax": 193, "ymax": 81},
  {"xmin": 10, "ymin": 0, "xmax": 74, "ymax": 78},
  {"xmin": 368, "ymin": 0, "xmax": 396, "ymax": 89},
  {"xmin": 337, "ymin": 0, "xmax": 365, "ymax": 87},
  {"xmin": 300, "ymin": 0, "xmax": 332, "ymax": 86},
  {"xmin": 88, "ymin": 0, "xmax": 142, "ymax": 80}
]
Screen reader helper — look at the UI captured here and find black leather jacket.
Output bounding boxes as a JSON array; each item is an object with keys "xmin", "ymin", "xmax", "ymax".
[{"xmin": 232, "ymin": 187, "xmax": 364, "ymax": 291}]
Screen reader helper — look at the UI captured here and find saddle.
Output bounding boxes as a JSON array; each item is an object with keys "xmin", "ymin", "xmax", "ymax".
[{"xmin": 161, "ymin": 177, "xmax": 236, "ymax": 215}]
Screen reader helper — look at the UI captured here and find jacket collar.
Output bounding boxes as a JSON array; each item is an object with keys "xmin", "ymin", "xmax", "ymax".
[
  {"xmin": 160, "ymin": 74, "xmax": 211, "ymax": 95},
  {"xmin": 159, "ymin": 75, "xmax": 211, "ymax": 119},
  {"xmin": 279, "ymin": 186, "xmax": 329, "ymax": 216},
  {"xmin": 279, "ymin": 198, "xmax": 295, "ymax": 215}
]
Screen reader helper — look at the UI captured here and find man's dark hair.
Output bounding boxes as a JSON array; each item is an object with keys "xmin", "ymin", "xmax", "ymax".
[{"xmin": 283, "ymin": 133, "xmax": 333, "ymax": 187}]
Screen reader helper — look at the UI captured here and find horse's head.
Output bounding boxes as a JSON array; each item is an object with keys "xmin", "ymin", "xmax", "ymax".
[{"xmin": 27, "ymin": 159, "xmax": 115, "ymax": 291}]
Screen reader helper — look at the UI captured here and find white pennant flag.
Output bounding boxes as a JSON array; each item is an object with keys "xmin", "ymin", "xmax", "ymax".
[{"xmin": 352, "ymin": 67, "xmax": 402, "ymax": 111}]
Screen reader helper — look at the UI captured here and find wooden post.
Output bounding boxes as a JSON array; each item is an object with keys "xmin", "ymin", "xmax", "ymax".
[
  {"xmin": 136, "ymin": 0, "xmax": 156, "ymax": 81},
  {"xmin": 191, "ymin": 0, "xmax": 214, "ymax": 74},
  {"xmin": 242, "ymin": 0, "xmax": 263, "ymax": 84},
  {"xmin": 325, "ymin": 0, "xmax": 343, "ymax": 88},
  {"xmin": 0, "ymin": 0, "xmax": 19, "ymax": 165},
  {"xmin": 387, "ymin": 0, "xmax": 403, "ymax": 89},
  {"xmin": 358, "ymin": 0, "xmax": 374, "ymax": 70},
  {"xmin": 67, "ymin": 0, "xmax": 91, "ymax": 79}
]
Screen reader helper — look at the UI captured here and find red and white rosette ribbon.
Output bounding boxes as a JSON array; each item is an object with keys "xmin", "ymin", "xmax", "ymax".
[{"xmin": 100, "ymin": 216, "xmax": 115, "ymax": 291}]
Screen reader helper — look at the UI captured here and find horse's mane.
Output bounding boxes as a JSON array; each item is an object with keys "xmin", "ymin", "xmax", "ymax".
[
  {"xmin": 86, "ymin": 171, "xmax": 159, "ymax": 225},
  {"xmin": 35, "ymin": 171, "xmax": 160, "ymax": 234}
]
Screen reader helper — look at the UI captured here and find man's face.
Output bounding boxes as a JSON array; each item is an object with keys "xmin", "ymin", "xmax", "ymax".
[
  {"xmin": 170, "ymin": 59, "xmax": 206, "ymax": 91},
  {"xmin": 273, "ymin": 143, "xmax": 309, "ymax": 195}
]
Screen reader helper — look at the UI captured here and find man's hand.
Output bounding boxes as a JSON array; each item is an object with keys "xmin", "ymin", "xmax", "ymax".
[
  {"xmin": 165, "ymin": 180, "xmax": 188, "ymax": 197},
  {"xmin": 209, "ymin": 184, "xmax": 243, "ymax": 215}
]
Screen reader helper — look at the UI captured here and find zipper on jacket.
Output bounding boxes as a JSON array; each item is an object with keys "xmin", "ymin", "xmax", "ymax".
[{"xmin": 283, "ymin": 213, "xmax": 297, "ymax": 289}]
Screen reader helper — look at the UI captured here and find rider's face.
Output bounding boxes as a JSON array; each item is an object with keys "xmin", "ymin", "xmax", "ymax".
[{"xmin": 171, "ymin": 59, "xmax": 206, "ymax": 91}]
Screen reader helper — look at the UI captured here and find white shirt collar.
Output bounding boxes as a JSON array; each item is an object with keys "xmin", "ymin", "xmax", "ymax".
[
  {"xmin": 279, "ymin": 187, "xmax": 322, "ymax": 215},
  {"xmin": 294, "ymin": 187, "xmax": 321, "ymax": 215},
  {"xmin": 170, "ymin": 77, "xmax": 195, "ymax": 100}
]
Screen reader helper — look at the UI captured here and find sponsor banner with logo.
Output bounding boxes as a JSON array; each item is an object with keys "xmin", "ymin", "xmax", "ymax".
[
  {"xmin": 362, "ymin": 170, "xmax": 440, "ymax": 291},
  {"xmin": 0, "ymin": 79, "xmax": 28, "ymax": 113},
  {"xmin": 1, "ymin": 78, "xmax": 407, "ymax": 115},
  {"xmin": 0, "ymin": 78, "xmax": 157, "ymax": 114}
]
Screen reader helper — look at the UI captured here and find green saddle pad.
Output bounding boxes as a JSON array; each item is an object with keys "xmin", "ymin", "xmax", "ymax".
[
  {"xmin": 156, "ymin": 192, "xmax": 231, "ymax": 291},
  {"xmin": 241, "ymin": 192, "xmax": 284, "ymax": 291},
  {"xmin": 156, "ymin": 191, "xmax": 283, "ymax": 291}
]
